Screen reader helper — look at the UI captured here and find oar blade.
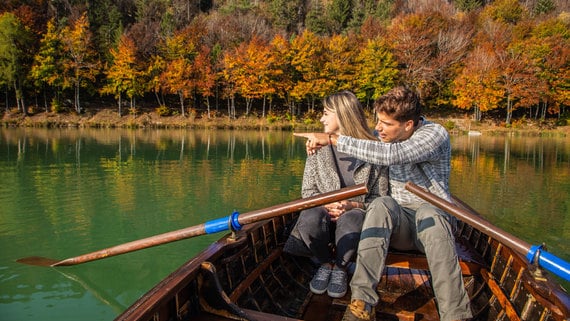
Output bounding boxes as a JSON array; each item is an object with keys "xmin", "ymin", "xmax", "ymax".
[{"xmin": 17, "ymin": 256, "xmax": 61, "ymax": 267}]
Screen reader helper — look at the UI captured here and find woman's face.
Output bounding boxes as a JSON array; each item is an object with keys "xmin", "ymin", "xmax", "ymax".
[{"xmin": 320, "ymin": 108, "xmax": 340, "ymax": 135}]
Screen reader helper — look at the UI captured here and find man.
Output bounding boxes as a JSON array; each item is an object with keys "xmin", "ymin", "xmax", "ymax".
[{"xmin": 295, "ymin": 86, "xmax": 472, "ymax": 321}]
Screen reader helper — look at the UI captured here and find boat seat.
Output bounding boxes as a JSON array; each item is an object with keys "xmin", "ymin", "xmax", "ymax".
[{"xmin": 385, "ymin": 236, "xmax": 486, "ymax": 275}]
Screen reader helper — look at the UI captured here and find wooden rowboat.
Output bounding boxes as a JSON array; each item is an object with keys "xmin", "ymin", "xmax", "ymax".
[{"xmin": 114, "ymin": 184, "xmax": 570, "ymax": 321}]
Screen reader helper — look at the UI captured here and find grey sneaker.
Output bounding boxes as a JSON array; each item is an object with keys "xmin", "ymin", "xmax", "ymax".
[
  {"xmin": 327, "ymin": 266, "xmax": 347, "ymax": 298},
  {"xmin": 310, "ymin": 264, "xmax": 332, "ymax": 294}
]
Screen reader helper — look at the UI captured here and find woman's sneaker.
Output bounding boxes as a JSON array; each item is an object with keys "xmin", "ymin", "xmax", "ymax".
[
  {"xmin": 310, "ymin": 264, "xmax": 332, "ymax": 294},
  {"xmin": 327, "ymin": 266, "xmax": 348, "ymax": 298}
]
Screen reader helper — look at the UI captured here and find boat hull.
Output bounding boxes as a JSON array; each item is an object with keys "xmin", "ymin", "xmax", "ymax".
[{"xmin": 115, "ymin": 209, "xmax": 570, "ymax": 321}]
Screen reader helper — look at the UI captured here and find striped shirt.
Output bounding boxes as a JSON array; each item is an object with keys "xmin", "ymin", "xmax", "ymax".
[{"xmin": 337, "ymin": 119, "xmax": 451, "ymax": 207}]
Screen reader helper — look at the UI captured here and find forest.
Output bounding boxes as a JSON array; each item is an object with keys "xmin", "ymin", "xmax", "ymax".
[{"xmin": 0, "ymin": 0, "xmax": 569, "ymax": 125}]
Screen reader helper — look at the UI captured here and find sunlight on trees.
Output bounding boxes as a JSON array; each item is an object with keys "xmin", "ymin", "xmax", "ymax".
[{"xmin": 1, "ymin": 0, "xmax": 568, "ymax": 124}]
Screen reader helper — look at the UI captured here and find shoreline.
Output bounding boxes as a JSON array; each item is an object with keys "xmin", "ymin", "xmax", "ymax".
[{"xmin": 2, "ymin": 109, "xmax": 569, "ymax": 137}]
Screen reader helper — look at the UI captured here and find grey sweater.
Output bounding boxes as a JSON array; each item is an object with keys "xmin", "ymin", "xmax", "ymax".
[{"xmin": 301, "ymin": 145, "xmax": 389, "ymax": 209}]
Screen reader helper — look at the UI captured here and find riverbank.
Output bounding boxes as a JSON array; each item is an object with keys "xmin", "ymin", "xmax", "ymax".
[{"xmin": 2, "ymin": 109, "xmax": 569, "ymax": 137}]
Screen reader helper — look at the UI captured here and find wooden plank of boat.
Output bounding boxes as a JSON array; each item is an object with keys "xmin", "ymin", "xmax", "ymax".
[{"xmin": 115, "ymin": 199, "xmax": 570, "ymax": 321}]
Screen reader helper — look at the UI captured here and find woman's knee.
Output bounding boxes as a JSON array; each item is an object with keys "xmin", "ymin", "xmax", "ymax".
[
  {"xmin": 298, "ymin": 207, "xmax": 328, "ymax": 226},
  {"xmin": 336, "ymin": 209, "xmax": 365, "ymax": 231}
]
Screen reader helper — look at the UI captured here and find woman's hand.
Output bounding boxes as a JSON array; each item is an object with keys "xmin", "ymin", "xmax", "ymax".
[{"xmin": 324, "ymin": 200, "xmax": 361, "ymax": 221}]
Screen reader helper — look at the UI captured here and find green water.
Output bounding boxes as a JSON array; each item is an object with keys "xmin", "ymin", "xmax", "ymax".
[{"xmin": 0, "ymin": 128, "xmax": 568, "ymax": 321}]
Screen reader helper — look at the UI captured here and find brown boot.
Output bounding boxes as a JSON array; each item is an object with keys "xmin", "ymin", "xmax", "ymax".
[{"xmin": 341, "ymin": 299, "xmax": 375, "ymax": 321}]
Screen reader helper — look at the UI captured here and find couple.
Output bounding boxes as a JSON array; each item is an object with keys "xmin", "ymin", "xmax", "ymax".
[{"xmin": 284, "ymin": 87, "xmax": 472, "ymax": 321}]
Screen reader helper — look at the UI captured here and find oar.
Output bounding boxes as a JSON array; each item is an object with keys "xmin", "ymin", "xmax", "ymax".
[
  {"xmin": 405, "ymin": 181, "xmax": 570, "ymax": 282},
  {"xmin": 18, "ymin": 183, "xmax": 368, "ymax": 267}
]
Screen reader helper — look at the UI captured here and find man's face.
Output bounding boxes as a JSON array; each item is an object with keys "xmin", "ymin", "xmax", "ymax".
[{"xmin": 374, "ymin": 111, "xmax": 414, "ymax": 143}]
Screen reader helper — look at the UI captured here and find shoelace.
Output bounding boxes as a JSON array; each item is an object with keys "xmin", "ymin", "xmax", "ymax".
[
  {"xmin": 329, "ymin": 269, "xmax": 346, "ymax": 284},
  {"xmin": 314, "ymin": 266, "xmax": 331, "ymax": 281}
]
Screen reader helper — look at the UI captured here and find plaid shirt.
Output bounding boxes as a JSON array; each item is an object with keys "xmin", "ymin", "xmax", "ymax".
[{"xmin": 337, "ymin": 119, "xmax": 451, "ymax": 207}]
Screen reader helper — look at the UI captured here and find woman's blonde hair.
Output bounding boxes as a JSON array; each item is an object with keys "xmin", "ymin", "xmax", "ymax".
[{"xmin": 322, "ymin": 91, "xmax": 377, "ymax": 140}]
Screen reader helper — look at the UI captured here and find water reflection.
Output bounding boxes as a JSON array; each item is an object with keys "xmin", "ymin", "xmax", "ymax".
[{"xmin": 0, "ymin": 128, "xmax": 568, "ymax": 321}]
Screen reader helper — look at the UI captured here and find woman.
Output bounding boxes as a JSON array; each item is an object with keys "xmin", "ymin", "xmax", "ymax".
[{"xmin": 284, "ymin": 90, "xmax": 388, "ymax": 298}]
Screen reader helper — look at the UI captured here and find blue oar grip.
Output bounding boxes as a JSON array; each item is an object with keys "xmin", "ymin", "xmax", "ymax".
[
  {"xmin": 526, "ymin": 244, "xmax": 570, "ymax": 282},
  {"xmin": 204, "ymin": 216, "xmax": 231, "ymax": 234},
  {"xmin": 203, "ymin": 212, "xmax": 242, "ymax": 234}
]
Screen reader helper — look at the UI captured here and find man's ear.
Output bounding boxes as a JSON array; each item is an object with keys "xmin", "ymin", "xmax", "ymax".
[{"xmin": 404, "ymin": 119, "xmax": 415, "ymax": 132}]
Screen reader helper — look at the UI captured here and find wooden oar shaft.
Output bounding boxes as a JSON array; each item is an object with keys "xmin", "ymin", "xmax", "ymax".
[
  {"xmin": 404, "ymin": 182, "xmax": 531, "ymax": 256},
  {"xmin": 53, "ymin": 225, "xmax": 207, "ymax": 266},
  {"xmin": 237, "ymin": 184, "xmax": 367, "ymax": 225},
  {"xmin": 406, "ymin": 182, "xmax": 570, "ymax": 282},
  {"xmin": 51, "ymin": 183, "xmax": 367, "ymax": 267}
]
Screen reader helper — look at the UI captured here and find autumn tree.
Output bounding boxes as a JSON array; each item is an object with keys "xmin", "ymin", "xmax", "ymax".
[
  {"xmin": 479, "ymin": 2, "xmax": 540, "ymax": 124},
  {"xmin": 30, "ymin": 18, "xmax": 65, "ymax": 112},
  {"xmin": 60, "ymin": 13, "xmax": 100, "ymax": 113},
  {"xmin": 388, "ymin": 10, "xmax": 472, "ymax": 104},
  {"xmin": 145, "ymin": 55, "xmax": 167, "ymax": 108},
  {"xmin": 223, "ymin": 36, "xmax": 278, "ymax": 117},
  {"xmin": 268, "ymin": 34, "xmax": 295, "ymax": 115},
  {"xmin": 321, "ymin": 34, "xmax": 359, "ymax": 95},
  {"xmin": 290, "ymin": 30, "xmax": 326, "ymax": 112},
  {"xmin": 159, "ymin": 28, "xmax": 198, "ymax": 117},
  {"xmin": 354, "ymin": 37, "xmax": 398, "ymax": 106},
  {"xmin": 523, "ymin": 18, "xmax": 570, "ymax": 119},
  {"xmin": 102, "ymin": 34, "xmax": 144, "ymax": 116},
  {"xmin": 189, "ymin": 45, "xmax": 216, "ymax": 118},
  {"xmin": 0, "ymin": 12, "xmax": 32, "ymax": 114},
  {"xmin": 452, "ymin": 46, "xmax": 503, "ymax": 121}
]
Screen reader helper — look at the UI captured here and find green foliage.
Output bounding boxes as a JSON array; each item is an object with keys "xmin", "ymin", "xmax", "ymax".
[
  {"xmin": 454, "ymin": 0, "xmax": 483, "ymax": 12},
  {"xmin": 443, "ymin": 120, "xmax": 456, "ymax": 131},
  {"xmin": 156, "ymin": 105, "xmax": 171, "ymax": 116},
  {"xmin": 50, "ymin": 97, "xmax": 63, "ymax": 113},
  {"xmin": 269, "ymin": 0, "xmax": 301, "ymax": 33},
  {"xmin": 0, "ymin": 12, "xmax": 33, "ymax": 112},
  {"xmin": 533, "ymin": 0, "xmax": 555, "ymax": 16},
  {"xmin": 484, "ymin": 0, "xmax": 526, "ymax": 24},
  {"xmin": 30, "ymin": 19, "xmax": 64, "ymax": 90},
  {"xmin": 266, "ymin": 113, "xmax": 281, "ymax": 124},
  {"xmin": 328, "ymin": 0, "xmax": 353, "ymax": 34},
  {"xmin": 305, "ymin": 1, "xmax": 328, "ymax": 35}
]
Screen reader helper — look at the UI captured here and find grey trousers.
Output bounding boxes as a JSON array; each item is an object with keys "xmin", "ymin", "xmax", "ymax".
[
  {"xmin": 349, "ymin": 196, "xmax": 472, "ymax": 321},
  {"xmin": 283, "ymin": 206, "xmax": 365, "ymax": 268}
]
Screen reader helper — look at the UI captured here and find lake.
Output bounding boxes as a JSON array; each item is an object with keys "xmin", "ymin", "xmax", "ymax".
[{"xmin": 0, "ymin": 127, "xmax": 568, "ymax": 321}]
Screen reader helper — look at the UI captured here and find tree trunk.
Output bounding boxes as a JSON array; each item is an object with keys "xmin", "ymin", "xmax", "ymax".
[
  {"xmin": 505, "ymin": 96, "xmax": 512, "ymax": 125},
  {"xmin": 118, "ymin": 93, "xmax": 122, "ymax": 117},
  {"xmin": 262, "ymin": 96, "xmax": 267, "ymax": 117},
  {"xmin": 205, "ymin": 97, "xmax": 211, "ymax": 119},
  {"xmin": 178, "ymin": 91, "xmax": 185, "ymax": 117},
  {"xmin": 75, "ymin": 79, "xmax": 81, "ymax": 113}
]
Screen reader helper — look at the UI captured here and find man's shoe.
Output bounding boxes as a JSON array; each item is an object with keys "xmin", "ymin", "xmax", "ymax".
[
  {"xmin": 309, "ymin": 264, "xmax": 332, "ymax": 294},
  {"xmin": 327, "ymin": 266, "xmax": 347, "ymax": 298},
  {"xmin": 341, "ymin": 299, "xmax": 375, "ymax": 321}
]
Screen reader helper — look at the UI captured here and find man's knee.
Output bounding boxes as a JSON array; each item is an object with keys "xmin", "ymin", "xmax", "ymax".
[{"xmin": 367, "ymin": 196, "xmax": 399, "ymax": 222}]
